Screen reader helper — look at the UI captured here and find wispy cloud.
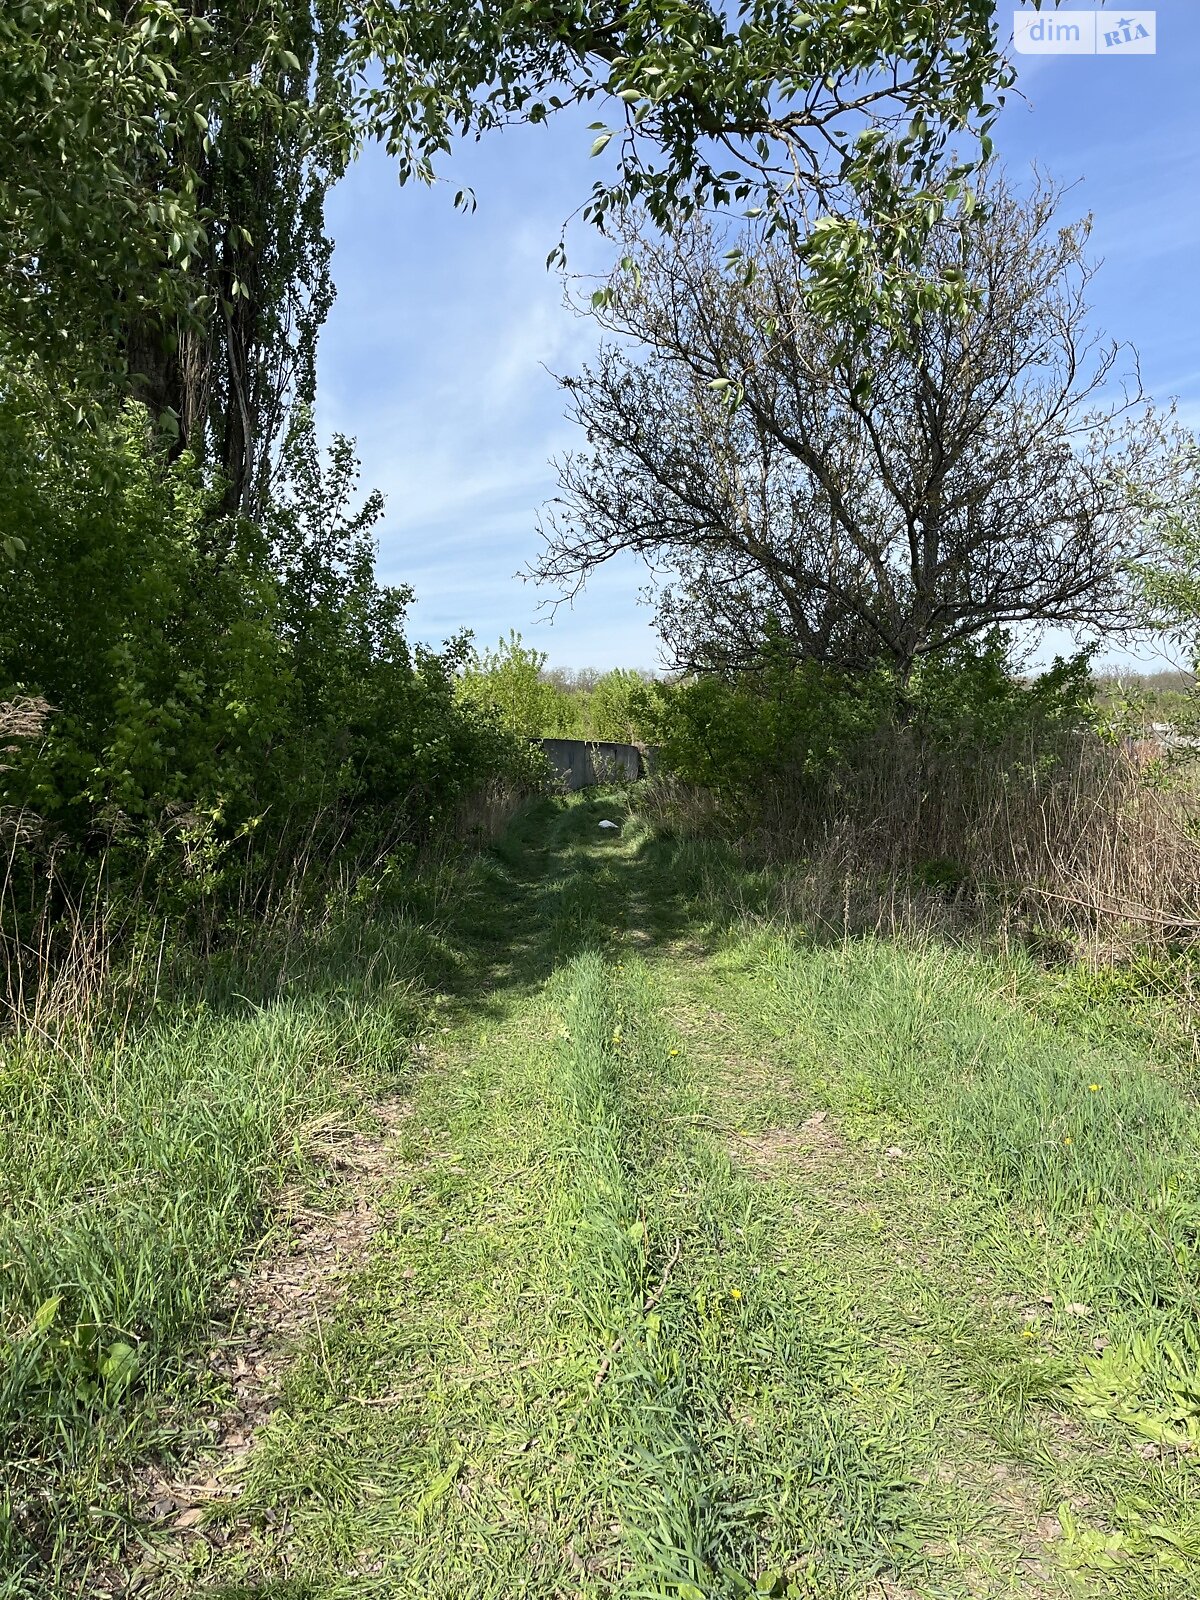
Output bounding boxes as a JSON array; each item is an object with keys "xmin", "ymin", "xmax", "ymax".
[{"xmin": 315, "ymin": 7, "xmax": 1199, "ymax": 670}]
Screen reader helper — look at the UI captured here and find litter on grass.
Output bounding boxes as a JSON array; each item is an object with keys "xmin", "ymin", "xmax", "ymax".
[{"xmin": 598, "ymin": 820, "xmax": 619, "ymax": 830}]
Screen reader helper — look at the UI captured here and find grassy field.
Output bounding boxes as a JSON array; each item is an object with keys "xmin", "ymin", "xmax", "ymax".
[{"xmin": 5, "ymin": 792, "xmax": 1200, "ymax": 1597}]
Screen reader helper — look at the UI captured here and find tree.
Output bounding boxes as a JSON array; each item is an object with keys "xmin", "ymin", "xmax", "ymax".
[
  {"xmin": 0, "ymin": 2, "xmax": 212, "ymax": 384},
  {"xmin": 4, "ymin": 0, "xmax": 1034, "ymax": 427},
  {"xmin": 458, "ymin": 632, "xmax": 565, "ymax": 739},
  {"xmin": 587, "ymin": 669, "xmax": 653, "ymax": 742},
  {"xmin": 532, "ymin": 174, "xmax": 1183, "ymax": 682},
  {"xmin": 359, "ymin": 0, "xmax": 1019, "ymax": 330},
  {"xmin": 1, "ymin": 2, "xmax": 355, "ymax": 515},
  {"xmin": 1136, "ymin": 438, "xmax": 1200, "ymax": 680},
  {"xmin": 119, "ymin": 2, "xmax": 358, "ymax": 516}
]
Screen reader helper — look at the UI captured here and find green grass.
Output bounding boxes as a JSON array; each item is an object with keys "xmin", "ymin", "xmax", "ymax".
[
  {"xmin": 659, "ymin": 930, "xmax": 1200, "ymax": 1595},
  {"xmin": 0, "ymin": 904, "xmax": 442, "ymax": 1593},
  {"xmin": 7, "ymin": 792, "xmax": 1200, "ymax": 1597}
]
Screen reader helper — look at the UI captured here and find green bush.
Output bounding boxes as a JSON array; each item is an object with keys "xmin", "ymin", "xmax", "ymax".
[
  {"xmin": 458, "ymin": 631, "xmax": 571, "ymax": 740},
  {"xmin": 0, "ymin": 396, "xmax": 542, "ymax": 936},
  {"xmin": 0, "ymin": 397, "xmax": 288, "ymax": 844},
  {"xmin": 637, "ymin": 658, "xmax": 885, "ymax": 797},
  {"xmin": 641, "ymin": 635, "xmax": 1096, "ymax": 805}
]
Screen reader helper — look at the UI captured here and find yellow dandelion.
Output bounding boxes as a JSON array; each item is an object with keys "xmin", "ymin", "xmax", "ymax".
[
  {"xmin": 668, "ymin": 1048, "xmax": 680, "ymax": 1057},
  {"xmin": 1063, "ymin": 1136, "xmax": 1073, "ymax": 1145},
  {"xmin": 1088, "ymin": 1084, "xmax": 1100, "ymax": 1092},
  {"xmin": 729, "ymin": 1287, "xmax": 743, "ymax": 1301},
  {"xmin": 1022, "ymin": 1328, "xmax": 1037, "ymax": 1338}
]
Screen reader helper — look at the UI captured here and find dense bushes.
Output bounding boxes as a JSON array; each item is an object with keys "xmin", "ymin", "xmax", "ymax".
[
  {"xmin": 0, "ymin": 395, "xmax": 542, "ymax": 959},
  {"xmin": 1, "ymin": 397, "xmax": 287, "ymax": 843},
  {"xmin": 630, "ymin": 641, "xmax": 1200, "ymax": 961},
  {"xmin": 635, "ymin": 635, "xmax": 1095, "ymax": 800}
]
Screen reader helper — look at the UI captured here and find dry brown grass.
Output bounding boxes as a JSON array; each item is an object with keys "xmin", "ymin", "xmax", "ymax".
[{"xmin": 639, "ymin": 730, "xmax": 1200, "ymax": 960}]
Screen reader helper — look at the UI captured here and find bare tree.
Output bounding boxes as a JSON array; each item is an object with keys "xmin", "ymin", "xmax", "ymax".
[{"xmin": 533, "ymin": 174, "xmax": 1183, "ymax": 681}]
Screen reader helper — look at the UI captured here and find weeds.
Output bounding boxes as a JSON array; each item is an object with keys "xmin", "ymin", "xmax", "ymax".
[{"xmin": 638, "ymin": 728, "xmax": 1200, "ymax": 972}]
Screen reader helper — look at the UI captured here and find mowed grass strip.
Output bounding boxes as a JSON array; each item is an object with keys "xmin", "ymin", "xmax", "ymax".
[
  {"xmin": 544, "ymin": 950, "xmax": 943, "ymax": 1600},
  {"xmin": 164, "ymin": 798, "xmax": 640, "ymax": 1597}
]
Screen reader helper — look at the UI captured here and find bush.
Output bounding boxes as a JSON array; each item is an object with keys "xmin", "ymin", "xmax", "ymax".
[
  {"xmin": 637, "ymin": 657, "xmax": 883, "ymax": 798},
  {"xmin": 458, "ymin": 631, "xmax": 571, "ymax": 740},
  {"xmin": 0, "ymin": 397, "xmax": 289, "ymax": 846},
  {"xmin": 0, "ymin": 396, "xmax": 543, "ymax": 973},
  {"xmin": 640, "ymin": 635, "xmax": 1096, "ymax": 804}
]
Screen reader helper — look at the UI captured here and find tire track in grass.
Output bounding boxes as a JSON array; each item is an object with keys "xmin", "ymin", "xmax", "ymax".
[
  {"xmin": 152, "ymin": 796, "xmax": 644, "ymax": 1597},
  {"xmin": 150, "ymin": 800, "xmax": 1073, "ymax": 1598},
  {"xmin": 166, "ymin": 994, "xmax": 598, "ymax": 1598},
  {"xmin": 548, "ymin": 952, "xmax": 968, "ymax": 1600},
  {"xmin": 651, "ymin": 937, "xmax": 1200, "ymax": 1599}
]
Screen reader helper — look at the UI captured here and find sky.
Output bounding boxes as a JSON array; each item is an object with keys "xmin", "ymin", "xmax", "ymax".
[{"xmin": 316, "ymin": 2, "xmax": 1200, "ymax": 673}]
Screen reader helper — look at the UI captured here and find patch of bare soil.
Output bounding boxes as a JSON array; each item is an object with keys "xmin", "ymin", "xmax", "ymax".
[
  {"xmin": 736, "ymin": 1109, "xmax": 849, "ymax": 1176},
  {"xmin": 930, "ymin": 1455, "xmax": 1072, "ymax": 1597},
  {"xmin": 118, "ymin": 1098, "xmax": 413, "ymax": 1597}
]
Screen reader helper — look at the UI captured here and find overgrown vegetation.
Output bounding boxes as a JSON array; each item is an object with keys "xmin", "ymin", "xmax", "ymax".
[
  {"xmin": 0, "ymin": 398, "xmax": 544, "ymax": 1017},
  {"xmin": 458, "ymin": 632, "xmax": 655, "ymax": 743},
  {"xmin": 6, "ymin": 2, "xmax": 1200, "ymax": 1595},
  {"xmin": 116, "ymin": 795, "xmax": 1200, "ymax": 1600}
]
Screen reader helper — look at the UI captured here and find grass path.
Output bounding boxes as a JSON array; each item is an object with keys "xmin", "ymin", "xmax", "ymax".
[{"xmin": 146, "ymin": 795, "xmax": 1200, "ymax": 1599}]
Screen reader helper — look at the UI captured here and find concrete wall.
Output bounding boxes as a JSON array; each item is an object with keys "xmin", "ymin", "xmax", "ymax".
[{"xmin": 537, "ymin": 738, "xmax": 647, "ymax": 791}]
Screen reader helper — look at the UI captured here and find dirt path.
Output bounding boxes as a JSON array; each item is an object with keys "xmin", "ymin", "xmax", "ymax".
[{"xmin": 132, "ymin": 796, "xmax": 1200, "ymax": 1600}]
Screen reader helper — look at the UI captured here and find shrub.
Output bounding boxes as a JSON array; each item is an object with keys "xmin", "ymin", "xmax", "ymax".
[{"xmin": 0, "ymin": 396, "xmax": 543, "ymax": 984}]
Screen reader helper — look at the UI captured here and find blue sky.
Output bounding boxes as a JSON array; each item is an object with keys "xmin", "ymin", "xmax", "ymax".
[{"xmin": 317, "ymin": 2, "xmax": 1200, "ymax": 672}]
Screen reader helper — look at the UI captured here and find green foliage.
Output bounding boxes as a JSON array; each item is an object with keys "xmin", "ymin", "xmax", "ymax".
[
  {"xmin": 0, "ymin": 397, "xmax": 541, "ymax": 925},
  {"xmin": 1093, "ymin": 671, "xmax": 1196, "ymax": 739},
  {"xmin": 459, "ymin": 639, "xmax": 657, "ymax": 745},
  {"xmin": 1138, "ymin": 439, "xmax": 1200, "ymax": 650},
  {"xmin": 900, "ymin": 634, "xmax": 1097, "ymax": 751},
  {"xmin": 586, "ymin": 667, "xmax": 652, "ymax": 743},
  {"xmin": 5, "ymin": 0, "xmax": 1026, "ymax": 414},
  {"xmin": 458, "ymin": 632, "xmax": 565, "ymax": 741},
  {"xmin": 641, "ymin": 636, "xmax": 1096, "ymax": 803},
  {"xmin": 0, "ymin": 395, "xmax": 288, "ymax": 846},
  {"xmin": 1135, "ymin": 438, "xmax": 1200, "ymax": 735},
  {"xmin": 637, "ymin": 660, "xmax": 881, "ymax": 796},
  {"xmin": 0, "ymin": 3, "xmax": 355, "ymax": 414},
  {"xmin": 0, "ymin": 1, "xmax": 209, "ymax": 378},
  {"xmin": 361, "ymin": 0, "xmax": 1019, "ymax": 332},
  {"xmin": 264, "ymin": 418, "xmax": 544, "ymax": 836}
]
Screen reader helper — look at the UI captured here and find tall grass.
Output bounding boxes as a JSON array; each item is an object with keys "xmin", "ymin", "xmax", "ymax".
[
  {"xmin": 639, "ymin": 729, "xmax": 1200, "ymax": 962},
  {"xmin": 0, "ymin": 773, "xmax": 530, "ymax": 1591},
  {"xmin": 0, "ymin": 922, "xmax": 433, "ymax": 1590},
  {"xmin": 734, "ymin": 929, "xmax": 1200, "ymax": 1452}
]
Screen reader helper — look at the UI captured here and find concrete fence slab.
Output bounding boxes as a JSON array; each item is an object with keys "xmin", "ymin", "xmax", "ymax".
[{"xmin": 537, "ymin": 738, "xmax": 652, "ymax": 791}]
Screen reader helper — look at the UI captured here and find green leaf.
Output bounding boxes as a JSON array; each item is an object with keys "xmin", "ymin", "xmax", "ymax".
[
  {"xmin": 31, "ymin": 1296, "xmax": 61, "ymax": 1334},
  {"xmin": 100, "ymin": 1341, "xmax": 139, "ymax": 1387}
]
